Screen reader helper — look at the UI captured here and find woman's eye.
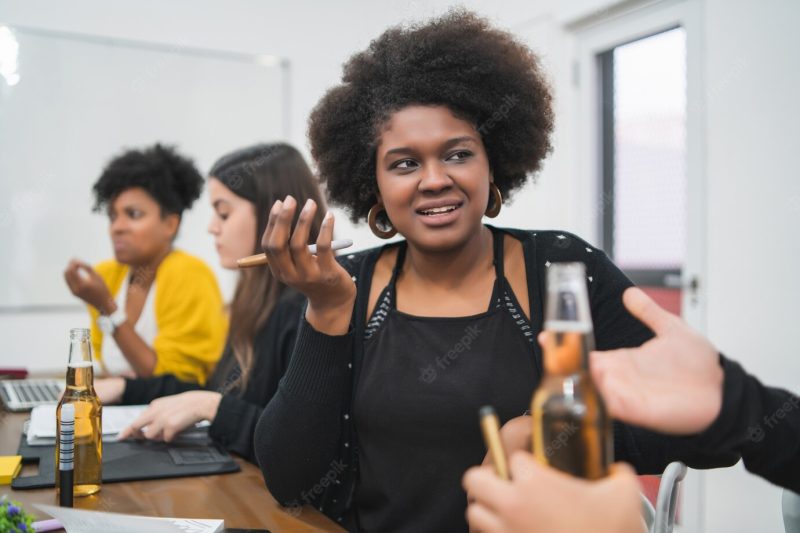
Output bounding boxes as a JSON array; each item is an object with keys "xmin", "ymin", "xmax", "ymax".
[
  {"xmin": 391, "ymin": 159, "xmax": 417, "ymax": 170},
  {"xmin": 218, "ymin": 212, "xmax": 229, "ymax": 221},
  {"xmin": 447, "ymin": 150, "xmax": 472, "ymax": 162},
  {"xmin": 127, "ymin": 209, "xmax": 141, "ymax": 219}
]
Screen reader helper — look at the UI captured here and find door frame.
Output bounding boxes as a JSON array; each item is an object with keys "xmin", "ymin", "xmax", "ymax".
[{"xmin": 568, "ymin": 1, "xmax": 707, "ymax": 531}]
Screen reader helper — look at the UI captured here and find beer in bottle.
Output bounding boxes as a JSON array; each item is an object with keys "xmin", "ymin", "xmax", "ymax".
[
  {"xmin": 531, "ymin": 263, "xmax": 612, "ymax": 479},
  {"xmin": 56, "ymin": 328, "xmax": 102, "ymax": 497}
]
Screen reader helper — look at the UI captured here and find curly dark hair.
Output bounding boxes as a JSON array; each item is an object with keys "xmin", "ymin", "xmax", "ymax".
[
  {"xmin": 92, "ymin": 143, "xmax": 203, "ymax": 217},
  {"xmin": 308, "ymin": 9, "xmax": 555, "ymax": 222}
]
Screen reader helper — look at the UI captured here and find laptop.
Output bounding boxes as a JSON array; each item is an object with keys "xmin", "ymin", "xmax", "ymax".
[{"xmin": 0, "ymin": 379, "xmax": 64, "ymax": 412}]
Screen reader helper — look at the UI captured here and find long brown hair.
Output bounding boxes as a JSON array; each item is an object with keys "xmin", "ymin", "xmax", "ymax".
[{"xmin": 209, "ymin": 143, "xmax": 325, "ymax": 390}]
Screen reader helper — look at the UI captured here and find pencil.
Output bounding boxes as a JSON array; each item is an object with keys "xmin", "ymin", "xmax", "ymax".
[
  {"xmin": 479, "ymin": 405, "xmax": 510, "ymax": 480},
  {"xmin": 237, "ymin": 239, "xmax": 354, "ymax": 268}
]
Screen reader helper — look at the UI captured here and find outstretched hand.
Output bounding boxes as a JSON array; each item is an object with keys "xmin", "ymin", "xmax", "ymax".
[{"xmin": 590, "ymin": 287, "xmax": 724, "ymax": 435}]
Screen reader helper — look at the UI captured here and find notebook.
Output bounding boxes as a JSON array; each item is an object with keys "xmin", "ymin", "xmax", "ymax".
[
  {"xmin": 36, "ymin": 504, "xmax": 224, "ymax": 533},
  {"xmin": 13, "ymin": 432, "xmax": 240, "ymax": 490},
  {"xmin": 26, "ymin": 404, "xmax": 146, "ymax": 445}
]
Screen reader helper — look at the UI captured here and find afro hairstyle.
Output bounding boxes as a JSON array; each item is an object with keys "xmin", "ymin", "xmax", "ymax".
[
  {"xmin": 308, "ymin": 9, "xmax": 555, "ymax": 222},
  {"xmin": 92, "ymin": 143, "xmax": 203, "ymax": 217}
]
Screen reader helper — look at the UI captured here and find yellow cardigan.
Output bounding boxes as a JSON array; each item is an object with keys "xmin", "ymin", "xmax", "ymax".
[{"xmin": 88, "ymin": 250, "xmax": 228, "ymax": 385}]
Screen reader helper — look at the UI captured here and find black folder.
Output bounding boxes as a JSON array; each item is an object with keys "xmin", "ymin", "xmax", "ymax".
[{"xmin": 12, "ymin": 431, "xmax": 240, "ymax": 489}]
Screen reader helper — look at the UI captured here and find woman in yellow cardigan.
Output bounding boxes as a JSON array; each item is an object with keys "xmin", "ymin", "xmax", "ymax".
[{"xmin": 63, "ymin": 144, "xmax": 227, "ymax": 384}]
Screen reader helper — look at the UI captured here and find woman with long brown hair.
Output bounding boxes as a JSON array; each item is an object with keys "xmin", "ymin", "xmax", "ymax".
[{"xmin": 94, "ymin": 142, "xmax": 325, "ymax": 462}]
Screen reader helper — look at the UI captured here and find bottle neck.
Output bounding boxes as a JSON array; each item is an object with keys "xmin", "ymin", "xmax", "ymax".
[
  {"xmin": 543, "ymin": 263, "xmax": 594, "ymax": 377},
  {"xmin": 68, "ymin": 339, "xmax": 93, "ymax": 367},
  {"xmin": 66, "ymin": 332, "xmax": 95, "ymax": 391}
]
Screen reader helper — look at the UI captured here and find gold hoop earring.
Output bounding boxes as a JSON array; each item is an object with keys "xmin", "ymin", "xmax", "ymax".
[
  {"xmin": 368, "ymin": 203, "xmax": 398, "ymax": 239},
  {"xmin": 485, "ymin": 183, "xmax": 502, "ymax": 218}
]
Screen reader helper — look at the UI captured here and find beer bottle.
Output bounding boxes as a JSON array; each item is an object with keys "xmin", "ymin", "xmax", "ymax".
[
  {"xmin": 56, "ymin": 328, "xmax": 102, "ymax": 497},
  {"xmin": 531, "ymin": 263, "xmax": 612, "ymax": 479}
]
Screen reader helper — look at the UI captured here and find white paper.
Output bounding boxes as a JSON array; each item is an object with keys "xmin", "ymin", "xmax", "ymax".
[
  {"xmin": 27, "ymin": 404, "xmax": 211, "ymax": 446},
  {"xmin": 27, "ymin": 405, "xmax": 147, "ymax": 444},
  {"xmin": 36, "ymin": 504, "xmax": 224, "ymax": 533}
]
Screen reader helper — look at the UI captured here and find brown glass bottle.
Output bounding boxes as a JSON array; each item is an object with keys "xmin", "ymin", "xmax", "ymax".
[
  {"xmin": 531, "ymin": 263, "xmax": 612, "ymax": 479},
  {"xmin": 56, "ymin": 328, "xmax": 102, "ymax": 497}
]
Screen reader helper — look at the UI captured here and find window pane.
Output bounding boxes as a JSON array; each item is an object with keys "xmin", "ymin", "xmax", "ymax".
[{"xmin": 612, "ymin": 27, "xmax": 686, "ymax": 271}]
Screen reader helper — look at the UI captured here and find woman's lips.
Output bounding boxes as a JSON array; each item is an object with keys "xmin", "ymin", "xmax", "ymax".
[{"xmin": 416, "ymin": 203, "xmax": 462, "ymax": 227}]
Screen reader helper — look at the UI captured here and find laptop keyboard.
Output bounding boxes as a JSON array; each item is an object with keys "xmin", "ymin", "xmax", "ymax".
[{"xmin": 1, "ymin": 379, "xmax": 63, "ymax": 411}]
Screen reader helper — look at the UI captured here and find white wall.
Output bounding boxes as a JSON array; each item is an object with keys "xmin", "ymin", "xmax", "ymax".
[
  {"xmin": 0, "ymin": 0, "xmax": 797, "ymax": 530},
  {"xmin": 702, "ymin": 1, "xmax": 800, "ymax": 531}
]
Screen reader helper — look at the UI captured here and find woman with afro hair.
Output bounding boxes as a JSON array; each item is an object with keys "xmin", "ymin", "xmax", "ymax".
[
  {"xmin": 253, "ymin": 10, "xmax": 736, "ymax": 532},
  {"xmin": 64, "ymin": 144, "xmax": 227, "ymax": 384}
]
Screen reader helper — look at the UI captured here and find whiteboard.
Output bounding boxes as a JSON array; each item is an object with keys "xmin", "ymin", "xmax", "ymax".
[{"xmin": 0, "ymin": 26, "xmax": 288, "ymax": 308}]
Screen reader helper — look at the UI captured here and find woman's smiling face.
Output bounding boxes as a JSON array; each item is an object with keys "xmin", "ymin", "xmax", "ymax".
[{"xmin": 375, "ymin": 105, "xmax": 492, "ymax": 252}]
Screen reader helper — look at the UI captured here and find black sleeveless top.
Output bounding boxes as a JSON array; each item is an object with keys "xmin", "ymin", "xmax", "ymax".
[{"xmin": 354, "ymin": 227, "xmax": 542, "ymax": 532}]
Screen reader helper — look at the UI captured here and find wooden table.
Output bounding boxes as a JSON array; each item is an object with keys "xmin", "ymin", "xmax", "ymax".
[{"xmin": 1, "ymin": 409, "xmax": 344, "ymax": 532}]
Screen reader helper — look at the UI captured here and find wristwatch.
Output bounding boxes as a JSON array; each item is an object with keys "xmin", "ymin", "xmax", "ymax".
[{"xmin": 98, "ymin": 308, "xmax": 127, "ymax": 335}]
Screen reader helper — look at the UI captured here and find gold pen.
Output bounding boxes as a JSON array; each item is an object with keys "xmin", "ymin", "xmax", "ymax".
[
  {"xmin": 237, "ymin": 238, "xmax": 354, "ymax": 268},
  {"xmin": 479, "ymin": 405, "xmax": 509, "ymax": 480}
]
